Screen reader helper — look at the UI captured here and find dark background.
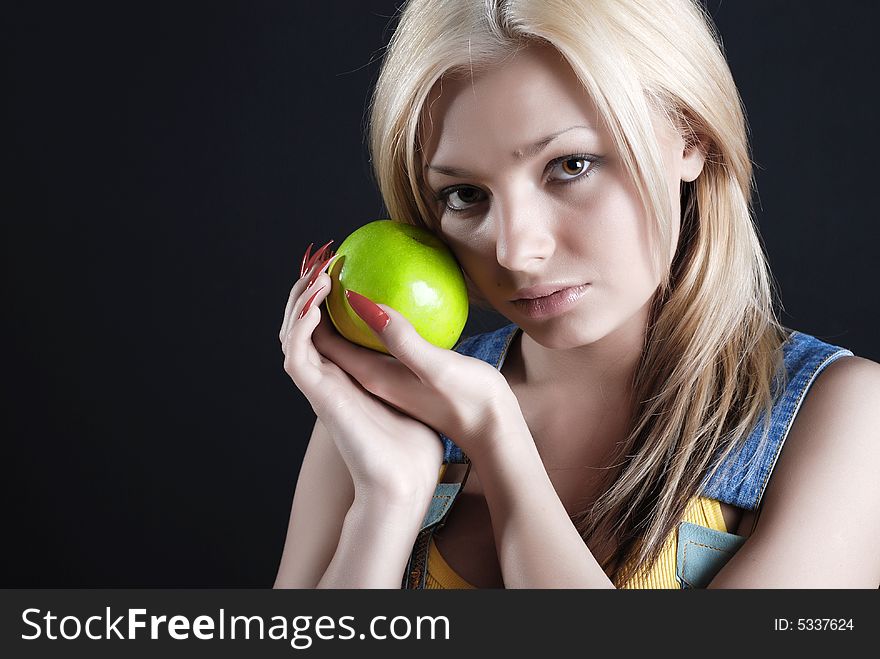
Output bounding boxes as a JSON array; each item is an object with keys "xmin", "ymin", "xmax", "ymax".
[{"xmin": 4, "ymin": 1, "xmax": 878, "ymax": 586}]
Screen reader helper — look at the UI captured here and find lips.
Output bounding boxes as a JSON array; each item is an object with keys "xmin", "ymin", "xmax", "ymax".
[
  {"xmin": 512, "ymin": 283, "xmax": 583, "ymax": 301},
  {"xmin": 511, "ymin": 282, "xmax": 588, "ymax": 301},
  {"xmin": 511, "ymin": 283, "xmax": 591, "ymax": 319}
]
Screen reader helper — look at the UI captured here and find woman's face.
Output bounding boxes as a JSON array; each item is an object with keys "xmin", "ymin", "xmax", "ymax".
[{"xmin": 421, "ymin": 44, "xmax": 705, "ymax": 350}]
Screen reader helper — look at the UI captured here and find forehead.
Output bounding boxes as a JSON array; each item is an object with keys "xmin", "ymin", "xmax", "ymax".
[{"xmin": 420, "ymin": 44, "xmax": 604, "ymax": 162}]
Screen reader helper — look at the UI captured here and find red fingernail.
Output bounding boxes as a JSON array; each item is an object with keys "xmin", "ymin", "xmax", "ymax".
[
  {"xmin": 345, "ymin": 290, "xmax": 389, "ymax": 333},
  {"xmin": 305, "ymin": 259, "xmax": 326, "ymax": 289},
  {"xmin": 317, "ymin": 249, "xmax": 336, "ymax": 274},
  {"xmin": 299, "ymin": 242, "xmax": 314, "ymax": 278},
  {"xmin": 298, "ymin": 288, "xmax": 323, "ymax": 319},
  {"xmin": 304, "ymin": 251, "xmax": 339, "ymax": 290},
  {"xmin": 303, "ymin": 240, "xmax": 334, "ymax": 276}
]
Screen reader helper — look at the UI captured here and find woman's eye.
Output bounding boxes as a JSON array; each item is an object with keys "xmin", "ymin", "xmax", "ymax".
[
  {"xmin": 552, "ymin": 156, "xmax": 593, "ymax": 181},
  {"xmin": 439, "ymin": 186, "xmax": 487, "ymax": 212}
]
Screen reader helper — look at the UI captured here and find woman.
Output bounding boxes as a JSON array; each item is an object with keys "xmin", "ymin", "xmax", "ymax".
[{"xmin": 274, "ymin": 0, "xmax": 880, "ymax": 588}]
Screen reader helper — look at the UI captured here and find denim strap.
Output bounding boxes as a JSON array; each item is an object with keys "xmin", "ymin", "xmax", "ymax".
[
  {"xmin": 700, "ymin": 331, "xmax": 854, "ymax": 510},
  {"xmin": 401, "ymin": 462, "xmax": 472, "ymax": 589}
]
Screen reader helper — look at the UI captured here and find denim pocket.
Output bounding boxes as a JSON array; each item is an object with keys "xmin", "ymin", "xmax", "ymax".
[{"xmin": 676, "ymin": 521, "xmax": 747, "ymax": 588}]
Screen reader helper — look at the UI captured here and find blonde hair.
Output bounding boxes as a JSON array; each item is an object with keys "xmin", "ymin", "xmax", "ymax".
[{"xmin": 368, "ymin": 0, "xmax": 790, "ymax": 587}]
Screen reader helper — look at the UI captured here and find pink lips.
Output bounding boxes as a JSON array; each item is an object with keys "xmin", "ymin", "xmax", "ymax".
[{"xmin": 511, "ymin": 284, "xmax": 590, "ymax": 319}]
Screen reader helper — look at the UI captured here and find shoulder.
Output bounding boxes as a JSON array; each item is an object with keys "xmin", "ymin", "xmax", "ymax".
[
  {"xmin": 708, "ymin": 353, "xmax": 880, "ymax": 587},
  {"xmin": 801, "ymin": 353, "xmax": 880, "ymax": 408},
  {"xmin": 806, "ymin": 352, "xmax": 880, "ymax": 392},
  {"xmin": 779, "ymin": 353, "xmax": 880, "ymax": 470},
  {"xmin": 782, "ymin": 353, "xmax": 880, "ymax": 469},
  {"xmin": 780, "ymin": 353, "xmax": 880, "ymax": 483}
]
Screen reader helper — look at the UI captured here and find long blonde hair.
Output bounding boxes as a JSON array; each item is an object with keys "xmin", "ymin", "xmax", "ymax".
[{"xmin": 368, "ymin": 0, "xmax": 790, "ymax": 587}]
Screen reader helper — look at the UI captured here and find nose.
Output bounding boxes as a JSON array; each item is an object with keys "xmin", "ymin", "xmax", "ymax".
[{"xmin": 493, "ymin": 189, "xmax": 555, "ymax": 272}]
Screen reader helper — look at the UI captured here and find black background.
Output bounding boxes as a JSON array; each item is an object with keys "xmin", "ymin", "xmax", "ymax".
[{"xmin": 4, "ymin": 1, "xmax": 879, "ymax": 586}]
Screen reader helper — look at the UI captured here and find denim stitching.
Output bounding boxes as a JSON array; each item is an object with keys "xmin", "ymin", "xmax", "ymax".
[
  {"xmin": 680, "ymin": 539, "xmax": 736, "ymax": 588},
  {"xmin": 408, "ymin": 501, "xmax": 458, "ymax": 588},
  {"xmin": 405, "ymin": 529, "xmax": 432, "ymax": 589},
  {"xmin": 699, "ymin": 332, "xmax": 855, "ymax": 509},
  {"xmin": 751, "ymin": 349, "xmax": 853, "ymax": 509},
  {"xmin": 407, "ymin": 466, "xmax": 472, "ymax": 588},
  {"xmin": 494, "ymin": 324, "xmax": 519, "ymax": 370}
]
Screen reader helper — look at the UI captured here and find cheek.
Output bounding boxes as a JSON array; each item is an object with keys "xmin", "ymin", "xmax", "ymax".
[
  {"xmin": 439, "ymin": 222, "xmax": 494, "ymax": 280},
  {"xmin": 585, "ymin": 179, "xmax": 660, "ymax": 288},
  {"xmin": 439, "ymin": 220, "xmax": 476, "ymax": 261}
]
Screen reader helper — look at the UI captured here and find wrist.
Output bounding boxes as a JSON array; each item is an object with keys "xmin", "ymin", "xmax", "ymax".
[
  {"xmin": 353, "ymin": 484, "xmax": 434, "ymax": 525},
  {"xmin": 469, "ymin": 394, "xmax": 538, "ymax": 467},
  {"xmin": 353, "ymin": 463, "xmax": 440, "ymax": 509}
]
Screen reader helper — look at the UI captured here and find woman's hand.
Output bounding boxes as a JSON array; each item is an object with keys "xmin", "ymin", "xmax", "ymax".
[
  {"xmin": 310, "ymin": 287, "xmax": 521, "ymax": 464},
  {"xmin": 279, "ymin": 242, "xmax": 444, "ymax": 502}
]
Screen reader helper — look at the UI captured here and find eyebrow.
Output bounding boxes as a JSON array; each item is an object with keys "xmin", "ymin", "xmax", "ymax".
[{"xmin": 424, "ymin": 125, "xmax": 597, "ymax": 178}]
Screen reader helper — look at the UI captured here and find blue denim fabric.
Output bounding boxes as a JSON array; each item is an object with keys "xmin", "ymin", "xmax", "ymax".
[
  {"xmin": 699, "ymin": 331, "xmax": 854, "ymax": 510},
  {"xmin": 407, "ymin": 323, "xmax": 855, "ymax": 588},
  {"xmin": 676, "ymin": 522, "xmax": 747, "ymax": 589},
  {"xmin": 421, "ymin": 482, "xmax": 464, "ymax": 527}
]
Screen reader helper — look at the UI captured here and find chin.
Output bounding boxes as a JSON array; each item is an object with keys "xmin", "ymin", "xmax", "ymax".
[{"xmin": 515, "ymin": 310, "xmax": 609, "ymax": 350}]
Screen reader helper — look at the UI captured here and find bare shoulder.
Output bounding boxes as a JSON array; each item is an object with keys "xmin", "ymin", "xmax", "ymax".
[
  {"xmin": 790, "ymin": 354, "xmax": 880, "ymax": 467},
  {"xmin": 806, "ymin": 352, "xmax": 880, "ymax": 399},
  {"xmin": 794, "ymin": 354, "xmax": 880, "ymax": 451},
  {"xmin": 708, "ymin": 354, "xmax": 880, "ymax": 588}
]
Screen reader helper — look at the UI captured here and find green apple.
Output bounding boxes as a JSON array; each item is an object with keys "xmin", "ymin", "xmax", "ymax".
[{"xmin": 324, "ymin": 220, "xmax": 469, "ymax": 354}]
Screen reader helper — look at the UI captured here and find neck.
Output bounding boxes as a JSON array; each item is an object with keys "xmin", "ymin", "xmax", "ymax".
[
  {"xmin": 501, "ymin": 309, "xmax": 650, "ymax": 497},
  {"xmin": 511, "ymin": 303, "xmax": 650, "ymax": 401}
]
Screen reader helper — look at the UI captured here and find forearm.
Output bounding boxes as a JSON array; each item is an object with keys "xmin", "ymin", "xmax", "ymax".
[
  {"xmin": 473, "ymin": 413, "xmax": 616, "ymax": 589},
  {"xmin": 316, "ymin": 491, "xmax": 430, "ymax": 589}
]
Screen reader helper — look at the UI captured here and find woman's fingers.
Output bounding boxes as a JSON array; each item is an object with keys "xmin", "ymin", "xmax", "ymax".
[
  {"xmin": 280, "ymin": 242, "xmax": 318, "ymax": 341},
  {"xmin": 282, "ymin": 256, "xmax": 341, "ymax": 389},
  {"xmin": 344, "ymin": 299, "xmax": 452, "ymax": 385},
  {"xmin": 279, "ymin": 251, "xmax": 337, "ymax": 344},
  {"xmin": 284, "ymin": 280, "xmax": 332, "ymax": 391},
  {"xmin": 292, "ymin": 273, "xmax": 331, "ymax": 326},
  {"xmin": 279, "ymin": 276, "xmax": 309, "ymax": 344},
  {"xmin": 313, "ymin": 318, "xmax": 415, "ymax": 394}
]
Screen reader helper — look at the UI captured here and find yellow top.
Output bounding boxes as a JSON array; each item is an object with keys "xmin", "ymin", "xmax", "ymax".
[{"xmin": 425, "ymin": 495, "xmax": 728, "ymax": 589}]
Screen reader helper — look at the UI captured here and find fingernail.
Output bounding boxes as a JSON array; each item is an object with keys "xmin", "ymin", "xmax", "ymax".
[
  {"xmin": 345, "ymin": 290, "xmax": 389, "ymax": 333},
  {"xmin": 298, "ymin": 287, "xmax": 323, "ymax": 319},
  {"xmin": 305, "ymin": 259, "xmax": 326, "ymax": 289},
  {"xmin": 303, "ymin": 240, "xmax": 334, "ymax": 277},
  {"xmin": 305, "ymin": 251, "xmax": 340, "ymax": 290},
  {"xmin": 320, "ymin": 251, "xmax": 339, "ymax": 274},
  {"xmin": 299, "ymin": 242, "xmax": 314, "ymax": 278}
]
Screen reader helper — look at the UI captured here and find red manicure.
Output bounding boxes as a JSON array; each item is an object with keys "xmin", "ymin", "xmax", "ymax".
[
  {"xmin": 305, "ymin": 264, "xmax": 323, "ymax": 290},
  {"xmin": 345, "ymin": 290, "xmax": 389, "ymax": 333},
  {"xmin": 299, "ymin": 242, "xmax": 314, "ymax": 278},
  {"xmin": 302, "ymin": 240, "xmax": 334, "ymax": 278},
  {"xmin": 305, "ymin": 251, "xmax": 335, "ymax": 289},
  {"xmin": 298, "ymin": 288, "xmax": 323, "ymax": 319}
]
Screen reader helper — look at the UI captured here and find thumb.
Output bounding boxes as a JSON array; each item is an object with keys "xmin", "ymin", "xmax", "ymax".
[{"xmin": 345, "ymin": 289, "xmax": 444, "ymax": 378}]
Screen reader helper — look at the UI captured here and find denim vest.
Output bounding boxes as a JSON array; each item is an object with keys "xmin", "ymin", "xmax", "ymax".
[{"xmin": 401, "ymin": 323, "xmax": 854, "ymax": 589}]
